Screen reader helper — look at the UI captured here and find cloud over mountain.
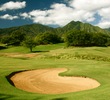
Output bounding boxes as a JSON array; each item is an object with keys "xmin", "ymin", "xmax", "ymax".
[
  {"xmin": 19, "ymin": 0, "xmax": 110, "ymax": 28},
  {"xmin": 20, "ymin": 3, "xmax": 95, "ymax": 27},
  {"xmin": 0, "ymin": 0, "xmax": 110, "ymax": 28}
]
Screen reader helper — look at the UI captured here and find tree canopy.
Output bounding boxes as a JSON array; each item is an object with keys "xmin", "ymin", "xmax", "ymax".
[
  {"xmin": 65, "ymin": 30, "xmax": 110, "ymax": 47},
  {"xmin": 35, "ymin": 32, "xmax": 62, "ymax": 45},
  {"xmin": 22, "ymin": 36, "xmax": 36, "ymax": 52},
  {"xmin": 1, "ymin": 31, "xmax": 26, "ymax": 46}
]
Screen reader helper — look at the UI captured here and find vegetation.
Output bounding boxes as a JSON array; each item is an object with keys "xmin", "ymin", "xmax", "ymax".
[
  {"xmin": 65, "ymin": 30, "xmax": 110, "ymax": 47},
  {"xmin": 57, "ymin": 21, "xmax": 110, "ymax": 35},
  {"xmin": 0, "ymin": 24, "xmax": 55, "ymax": 36},
  {"xmin": 105, "ymin": 27, "xmax": 110, "ymax": 32},
  {"xmin": 35, "ymin": 32, "xmax": 62, "ymax": 45},
  {"xmin": 0, "ymin": 20, "xmax": 110, "ymax": 100},
  {"xmin": 1, "ymin": 20, "xmax": 110, "ymax": 48},
  {"xmin": 22, "ymin": 36, "xmax": 36, "ymax": 52},
  {"xmin": 0, "ymin": 44, "xmax": 110, "ymax": 100},
  {"xmin": 1, "ymin": 30, "xmax": 26, "ymax": 46}
]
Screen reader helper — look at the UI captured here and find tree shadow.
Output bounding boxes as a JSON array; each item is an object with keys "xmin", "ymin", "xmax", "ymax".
[
  {"xmin": 32, "ymin": 50, "xmax": 49, "ymax": 53},
  {"xmin": 0, "ymin": 46, "xmax": 7, "ymax": 50},
  {"xmin": 33, "ymin": 97, "xmax": 45, "ymax": 100},
  {"xmin": 52, "ymin": 97, "xmax": 67, "ymax": 100}
]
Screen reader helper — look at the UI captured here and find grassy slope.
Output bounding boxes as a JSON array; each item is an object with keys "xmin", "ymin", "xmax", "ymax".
[{"xmin": 0, "ymin": 43, "xmax": 110, "ymax": 100}]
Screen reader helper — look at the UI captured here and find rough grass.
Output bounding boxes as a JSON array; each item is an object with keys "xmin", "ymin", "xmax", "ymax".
[{"xmin": 0, "ymin": 43, "xmax": 110, "ymax": 100}]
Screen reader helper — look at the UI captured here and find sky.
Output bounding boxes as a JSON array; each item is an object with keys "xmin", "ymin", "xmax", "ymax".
[{"xmin": 0, "ymin": 0, "xmax": 110, "ymax": 29}]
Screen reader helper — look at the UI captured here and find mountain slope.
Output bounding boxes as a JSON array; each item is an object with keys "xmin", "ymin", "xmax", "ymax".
[
  {"xmin": 105, "ymin": 28, "xmax": 110, "ymax": 32},
  {"xmin": 57, "ymin": 21, "xmax": 110, "ymax": 35},
  {"xmin": 0, "ymin": 21, "xmax": 110, "ymax": 37},
  {"xmin": 0, "ymin": 24, "xmax": 56, "ymax": 36}
]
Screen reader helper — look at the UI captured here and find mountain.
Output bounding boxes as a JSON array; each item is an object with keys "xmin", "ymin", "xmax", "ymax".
[
  {"xmin": 0, "ymin": 21, "xmax": 110, "ymax": 37},
  {"xmin": 105, "ymin": 28, "xmax": 110, "ymax": 32},
  {"xmin": 0, "ymin": 24, "xmax": 56, "ymax": 36},
  {"xmin": 57, "ymin": 21, "xmax": 110, "ymax": 35}
]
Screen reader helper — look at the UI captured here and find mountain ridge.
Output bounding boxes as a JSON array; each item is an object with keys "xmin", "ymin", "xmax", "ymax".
[
  {"xmin": 0, "ymin": 21, "xmax": 110, "ymax": 36},
  {"xmin": 58, "ymin": 21, "xmax": 110, "ymax": 35}
]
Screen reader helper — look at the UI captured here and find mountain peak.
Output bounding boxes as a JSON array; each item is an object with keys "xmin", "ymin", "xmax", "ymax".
[{"xmin": 60, "ymin": 21, "xmax": 110, "ymax": 35}]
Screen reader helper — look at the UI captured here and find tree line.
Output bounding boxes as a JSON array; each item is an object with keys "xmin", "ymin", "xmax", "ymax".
[
  {"xmin": 1, "ymin": 30, "xmax": 110, "ymax": 52},
  {"xmin": 64, "ymin": 30, "xmax": 110, "ymax": 47},
  {"xmin": 1, "ymin": 31, "xmax": 62, "ymax": 52}
]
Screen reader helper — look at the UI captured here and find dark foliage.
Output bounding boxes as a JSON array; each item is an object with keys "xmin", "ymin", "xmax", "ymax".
[
  {"xmin": 35, "ymin": 32, "xmax": 62, "ymax": 45},
  {"xmin": 65, "ymin": 30, "xmax": 110, "ymax": 47},
  {"xmin": 0, "ymin": 46, "xmax": 7, "ymax": 50},
  {"xmin": 1, "ymin": 30, "xmax": 26, "ymax": 46},
  {"xmin": 0, "ymin": 21, "xmax": 110, "ymax": 47},
  {"xmin": 22, "ymin": 36, "xmax": 36, "ymax": 52}
]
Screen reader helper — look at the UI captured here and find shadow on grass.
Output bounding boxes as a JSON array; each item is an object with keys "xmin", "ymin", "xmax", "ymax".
[
  {"xmin": 33, "ymin": 97, "xmax": 45, "ymax": 100},
  {"xmin": 0, "ymin": 94, "xmax": 14, "ymax": 100},
  {"xmin": 13, "ymin": 57, "xmax": 29, "ymax": 60},
  {"xmin": 52, "ymin": 97, "xmax": 67, "ymax": 100},
  {"xmin": 0, "ymin": 46, "xmax": 7, "ymax": 50},
  {"xmin": 31, "ymin": 50, "xmax": 49, "ymax": 53}
]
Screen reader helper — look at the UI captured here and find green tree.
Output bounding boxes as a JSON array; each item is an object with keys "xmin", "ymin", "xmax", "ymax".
[
  {"xmin": 22, "ymin": 36, "xmax": 36, "ymax": 52},
  {"xmin": 1, "ymin": 35, "xmax": 10, "ymax": 45},
  {"xmin": 1, "ymin": 31, "xmax": 26, "ymax": 46},
  {"xmin": 65, "ymin": 30, "xmax": 110, "ymax": 47},
  {"xmin": 35, "ymin": 32, "xmax": 61, "ymax": 45}
]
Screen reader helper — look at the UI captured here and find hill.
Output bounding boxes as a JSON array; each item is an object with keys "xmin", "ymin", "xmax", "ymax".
[
  {"xmin": 0, "ymin": 24, "xmax": 56, "ymax": 36},
  {"xmin": 105, "ymin": 28, "xmax": 110, "ymax": 32},
  {"xmin": 57, "ymin": 21, "xmax": 110, "ymax": 35},
  {"xmin": 0, "ymin": 21, "xmax": 110, "ymax": 37}
]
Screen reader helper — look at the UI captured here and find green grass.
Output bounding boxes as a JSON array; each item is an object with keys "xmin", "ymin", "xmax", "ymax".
[
  {"xmin": 0, "ymin": 43, "xmax": 64, "ymax": 53},
  {"xmin": 0, "ymin": 43, "xmax": 110, "ymax": 100}
]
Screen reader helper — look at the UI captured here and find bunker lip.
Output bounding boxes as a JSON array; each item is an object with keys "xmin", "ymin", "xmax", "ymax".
[{"xmin": 10, "ymin": 68, "xmax": 100, "ymax": 94}]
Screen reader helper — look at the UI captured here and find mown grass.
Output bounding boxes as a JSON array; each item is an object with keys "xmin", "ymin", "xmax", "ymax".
[
  {"xmin": 0, "ymin": 43, "xmax": 64, "ymax": 53},
  {"xmin": 0, "ymin": 43, "xmax": 110, "ymax": 100}
]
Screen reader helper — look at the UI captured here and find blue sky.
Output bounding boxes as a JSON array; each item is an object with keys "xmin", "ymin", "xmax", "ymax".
[{"xmin": 0, "ymin": 0, "xmax": 110, "ymax": 28}]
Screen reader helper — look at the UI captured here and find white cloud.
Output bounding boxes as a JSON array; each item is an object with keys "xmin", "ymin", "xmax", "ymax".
[
  {"xmin": 20, "ymin": 3, "xmax": 96, "ymax": 27},
  {"xmin": 98, "ymin": 7, "xmax": 110, "ymax": 19},
  {"xmin": 29, "ymin": 10, "xmax": 47, "ymax": 17},
  {"xmin": 0, "ymin": 14, "xmax": 18, "ymax": 20},
  {"xmin": 19, "ymin": 0, "xmax": 110, "ymax": 28},
  {"xmin": 20, "ymin": 12, "xmax": 31, "ymax": 19},
  {"xmin": 96, "ymin": 21, "xmax": 110, "ymax": 28},
  {"xmin": 96, "ymin": 7, "xmax": 110, "ymax": 28},
  {"xmin": 69, "ymin": 0, "xmax": 110, "ymax": 11},
  {"xmin": 0, "ymin": 1, "xmax": 26, "ymax": 11}
]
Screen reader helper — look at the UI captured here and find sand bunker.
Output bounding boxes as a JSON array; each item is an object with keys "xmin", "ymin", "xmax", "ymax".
[{"xmin": 11, "ymin": 68, "xmax": 100, "ymax": 94}]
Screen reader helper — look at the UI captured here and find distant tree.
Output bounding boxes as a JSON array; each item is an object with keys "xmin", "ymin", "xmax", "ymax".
[
  {"xmin": 35, "ymin": 32, "xmax": 61, "ymax": 45},
  {"xmin": 106, "ymin": 37, "xmax": 110, "ymax": 46},
  {"xmin": 22, "ymin": 36, "xmax": 36, "ymax": 52},
  {"xmin": 64, "ymin": 30, "xmax": 110, "ymax": 47},
  {"xmin": 1, "ymin": 35, "xmax": 10, "ymax": 45},
  {"xmin": 1, "ymin": 31, "xmax": 26, "ymax": 46},
  {"xmin": 90, "ymin": 32, "xmax": 110, "ymax": 46}
]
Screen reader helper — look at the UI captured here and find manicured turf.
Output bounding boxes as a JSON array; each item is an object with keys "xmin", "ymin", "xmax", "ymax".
[{"xmin": 0, "ymin": 43, "xmax": 110, "ymax": 100}]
